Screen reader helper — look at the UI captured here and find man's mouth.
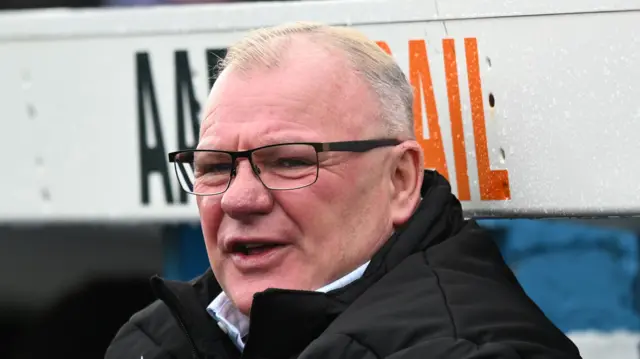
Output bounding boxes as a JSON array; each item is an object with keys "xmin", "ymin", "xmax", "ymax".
[
  {"xmin": 227, "ymin": 241, "xmax": 289, "ymax": 270},
  {"xmin": 232, "ymin": 242, "xmax": 285, "ymax": 256}
]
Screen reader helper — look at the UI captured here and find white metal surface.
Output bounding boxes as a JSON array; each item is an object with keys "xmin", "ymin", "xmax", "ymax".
[{"xmin": 1, "ymin": 0, "xmax": 640, "ymax": 223}]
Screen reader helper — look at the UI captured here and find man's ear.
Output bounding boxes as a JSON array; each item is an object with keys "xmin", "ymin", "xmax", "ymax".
[{"xmin": 388, "ymin": 141, "xmax": 424, "ymax": 227}]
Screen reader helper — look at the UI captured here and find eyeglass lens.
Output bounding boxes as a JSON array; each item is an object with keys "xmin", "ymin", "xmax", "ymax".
[{"xmin": 172, "ymin": 144, "xmax": 320, "ymax": 195}]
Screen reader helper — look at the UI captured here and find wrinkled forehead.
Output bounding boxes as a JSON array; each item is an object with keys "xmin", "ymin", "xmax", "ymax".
[{"xmin": 199, "ymin": 44, "xmax": 381, "ymax": 149}]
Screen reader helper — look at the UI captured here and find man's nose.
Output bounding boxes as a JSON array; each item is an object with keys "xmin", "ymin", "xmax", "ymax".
[{"xmin": 220, "ymin": 159, "xmax": 274, "ymax": 219}]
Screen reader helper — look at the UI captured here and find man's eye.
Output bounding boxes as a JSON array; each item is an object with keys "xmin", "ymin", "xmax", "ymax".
[
  {"xmin": 196, "ymin": 163, "xmax": 233, "ymax": 175},
  {"xmin": 274, "ymin": 158, "xmax": 315, "ymax": 168}
]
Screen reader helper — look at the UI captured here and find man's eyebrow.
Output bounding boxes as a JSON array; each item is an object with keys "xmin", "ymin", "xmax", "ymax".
[{"xmin": 195, "ymin": 134, "xmax": 319, "ymax": 151}]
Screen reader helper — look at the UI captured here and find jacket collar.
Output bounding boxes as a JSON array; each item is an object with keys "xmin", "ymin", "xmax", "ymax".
[
  {"xmin": 150, "ymin": 269, "xmax": 239, "ymax": 359},
  {"xmin": 150, "ymin": 170, "xmax": 464, "ymax": 359}
]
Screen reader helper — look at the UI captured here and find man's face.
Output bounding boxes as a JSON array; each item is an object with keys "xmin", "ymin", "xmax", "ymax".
[{"xmin": 197, "ymin": 41, "xmax": 396, "ymax": 315}]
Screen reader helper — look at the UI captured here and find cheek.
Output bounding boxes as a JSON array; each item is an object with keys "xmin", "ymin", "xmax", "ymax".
[
  {"xmin": 308, "ymin": 166, "xmax": 386, "ymax": 230},
  {"xmin": 197, "ymin": 196, "xmax": 223, "ymax": 252},
  {"xmin": 283, "ymin": 176, "xmax": 354, "ymax": 234}
]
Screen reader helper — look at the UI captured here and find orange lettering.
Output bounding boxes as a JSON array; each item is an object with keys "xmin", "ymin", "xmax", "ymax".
[
  {"xmin": 409, "ymin": 40, "xmax": 448, "ymax": 179},
  {"xmin": 464, "ymin": 38, "xmax": 510, "ymax": 200},
  {"xmin": 376, "ymin": 41, "xmax": 392, "ymax": 55},
  {"xmin": 443, "ymin": 39, "xmax": 470, "ymax": 201}
]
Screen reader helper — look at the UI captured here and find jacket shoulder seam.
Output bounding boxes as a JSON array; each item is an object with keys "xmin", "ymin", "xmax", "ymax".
[
  {"xmin": 346, "ymin": 333, "xmax": 383, "ymax": 359},
  {"xmin": 130, "ymin": 321, "xmax": 181, "ymax": 359},
  {"xmin": 131, "ymin": 319, "xmax": 165, "ymax": 349},
  {"xmin": 422, "ymin": 251, "xmax": 459, "ymax": 340}
]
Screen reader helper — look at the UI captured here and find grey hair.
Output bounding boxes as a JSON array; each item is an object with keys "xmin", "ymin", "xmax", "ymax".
[{"xmin": 217, "ymin": 21, "xmax": 415, "ymax": 139}]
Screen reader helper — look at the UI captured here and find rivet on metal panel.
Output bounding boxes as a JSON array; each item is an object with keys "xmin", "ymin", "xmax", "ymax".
[
  {"xmin": 26, "ymin": 104, "xmax": 37, "ymax": 119},
  {"xmin": 41, "ymin": 188, "xmax": 51, "ymax": 202},
  {"xmin": 488, "ymin": 93, "xmax": 495, "ymax": 108}
]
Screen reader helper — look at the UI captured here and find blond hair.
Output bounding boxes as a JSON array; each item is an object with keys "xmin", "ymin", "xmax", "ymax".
[{"xmin": 217, "ymin": 21, "xmax": 415, "ymax": 138}]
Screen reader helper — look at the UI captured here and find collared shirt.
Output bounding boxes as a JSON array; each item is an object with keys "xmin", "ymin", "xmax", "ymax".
[{"xmin": 206, "ymin": 261, "xmax": 370, "ymax": 351}]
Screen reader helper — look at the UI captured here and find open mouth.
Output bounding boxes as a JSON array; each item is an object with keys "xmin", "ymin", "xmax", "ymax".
[{"xmin": 232, "ymin": 243, "xmax": 285, "ymax": 256}]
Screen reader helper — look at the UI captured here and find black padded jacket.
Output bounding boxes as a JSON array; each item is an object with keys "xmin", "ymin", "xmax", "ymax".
[{"xmin": 105, "ymin": 170, "xmax": 582, "ymax": 359}]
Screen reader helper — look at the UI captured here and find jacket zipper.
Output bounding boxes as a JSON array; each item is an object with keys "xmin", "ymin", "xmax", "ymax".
[{"xmin": 174, "ymin": 312, "xmax": 204, "ymax": 359}]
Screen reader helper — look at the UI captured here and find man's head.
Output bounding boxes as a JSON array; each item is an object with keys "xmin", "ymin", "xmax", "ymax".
[{"xmin": 195, "ymin": 22, "xmax": 424, "ymax": 314}]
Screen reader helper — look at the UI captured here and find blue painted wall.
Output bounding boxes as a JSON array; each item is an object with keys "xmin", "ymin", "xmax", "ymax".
[
  {"xmin": 163, "ymin": 223, "xmax": 210, "ymax": 281},
  {"xmin": 481, "ymin": 219, "xmax": 640, "ymax": 334},
  {"xmin": 165, "ymin": 219, "xmax": 640, "ymax": 335}
]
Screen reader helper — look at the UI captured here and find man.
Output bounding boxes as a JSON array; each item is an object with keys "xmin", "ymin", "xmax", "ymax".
[{"xmin": 106, "ymin": 22, "xmax": 582, "ymax": 359}]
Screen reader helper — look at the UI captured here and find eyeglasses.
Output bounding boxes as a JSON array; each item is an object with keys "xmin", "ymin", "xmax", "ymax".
[{"xmin": 168, "ymin": 138, "xmax": 401, "ymax": 196}]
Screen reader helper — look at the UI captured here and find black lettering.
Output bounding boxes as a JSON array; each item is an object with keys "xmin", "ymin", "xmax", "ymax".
[
  {"xmin": 137, "ymin": 52, "xmax": 174, "ymax": 205},
  {"xmin": 175, "ymin": 51, "xmax": 202, "ymax": 204}
]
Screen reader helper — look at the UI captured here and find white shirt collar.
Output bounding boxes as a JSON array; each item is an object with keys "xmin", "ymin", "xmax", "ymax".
[{"xmin": 206, "ymin": 261, "xmax": 370, "ymax": 351}]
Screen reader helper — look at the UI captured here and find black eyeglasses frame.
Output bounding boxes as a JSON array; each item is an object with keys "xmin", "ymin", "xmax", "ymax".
[{"xmin": 167, "ymin": 138, "xmax": 402, "ymax": 195}]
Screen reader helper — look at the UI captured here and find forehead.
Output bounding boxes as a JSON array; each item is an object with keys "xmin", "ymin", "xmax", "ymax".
[{"xmin": 199, "ymin": 40, "xmax": 380, "ymax": 150}]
